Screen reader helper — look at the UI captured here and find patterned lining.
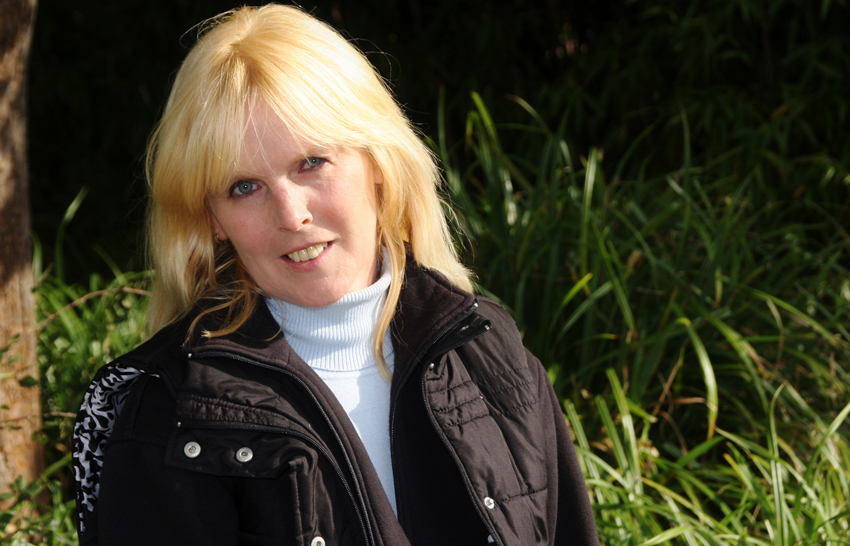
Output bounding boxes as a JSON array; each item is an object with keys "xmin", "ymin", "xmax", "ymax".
[{"xmin": 72, "ymin": 364, "xmax": 150, "ymax": 535}]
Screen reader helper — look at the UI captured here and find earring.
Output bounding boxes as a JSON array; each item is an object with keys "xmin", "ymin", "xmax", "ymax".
[{"xmin": 214, "ymin": 232, "xmax": 222, "ymax": 245}]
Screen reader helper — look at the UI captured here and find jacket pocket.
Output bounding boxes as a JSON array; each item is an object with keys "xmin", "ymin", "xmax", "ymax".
[{"xmin": 165, "ymin": 427, "xmax": 364, "ymax": 546}]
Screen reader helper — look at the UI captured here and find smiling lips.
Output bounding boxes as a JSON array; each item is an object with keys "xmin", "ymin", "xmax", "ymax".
[{"xmin": 286, "ymin": 242, "xmax": 329, "ymax": 262}]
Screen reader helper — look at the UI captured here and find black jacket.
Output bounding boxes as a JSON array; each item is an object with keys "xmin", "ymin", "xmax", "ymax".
[{"xmin": 73, "ymin": 260, "xmax": 598, "ymax": 546}]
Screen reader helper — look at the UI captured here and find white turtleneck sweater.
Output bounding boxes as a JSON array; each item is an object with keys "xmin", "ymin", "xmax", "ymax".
[{"xmin": 265, "ymin": 264, "xmax": 397, "ymax": 515}]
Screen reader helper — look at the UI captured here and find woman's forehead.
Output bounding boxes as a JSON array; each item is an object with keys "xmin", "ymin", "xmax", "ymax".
[
  {"xmin": 243, "ymin": 99, "xmax": 331, "ymax": 148},
  {"xmin": 240, "ymin": 108, "xmax": 330, "ymax": 161}
]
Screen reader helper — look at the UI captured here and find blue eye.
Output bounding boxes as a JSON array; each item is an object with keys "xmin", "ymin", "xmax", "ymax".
[
  {"xmin": 304, "ymin": 157, "xmax": 325, "ymax": 169},
  {"xmin": 230, "ymin": 180, "xmax": 258, "ymax": 196}
]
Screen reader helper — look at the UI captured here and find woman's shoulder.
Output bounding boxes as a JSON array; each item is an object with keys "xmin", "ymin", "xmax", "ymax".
[
  {"xmin": 74, "ymin": 319, "xmax": 188, "ymax": 443},
  {"xmin": 74, "ymin": 318, "xmax": 187, "ymax": 449},
  {"xmin": 469, "ymin": 296, "xmax": 529, "ymax": 355},
  {"xmin": 474, "ymin": 296, "xmax": 519, "ymax": 328},
  {"xmin": 72, "ymin": 322, "xmax": 186, "ymax": 539},
  {"xmin": 98, "ymin": 306, "xmax": 213, "ymax": 385}
]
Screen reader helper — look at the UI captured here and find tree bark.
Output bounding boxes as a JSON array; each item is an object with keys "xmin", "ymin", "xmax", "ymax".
[{"xmin": 0, "ymin": 0, "xmax": 42, "ymax": 501}]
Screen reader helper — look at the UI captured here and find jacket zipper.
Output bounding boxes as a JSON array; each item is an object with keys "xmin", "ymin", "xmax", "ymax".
[
  {"xmin": 189, "ymin": 350, "xmax": 376, "ymax": 546},
  {"xmin": 418, "ymin": 322, "xmax": 503, "ymax": 546},
  {"xmin": 389, "ymin": 300, "xmax": 505, "ymax": 546},
  {"xmin": 388, "ymin": 300, "xmax": 479, "ymax": 501}
]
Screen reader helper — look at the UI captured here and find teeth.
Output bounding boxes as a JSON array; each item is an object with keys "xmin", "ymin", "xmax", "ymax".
[{"xmin": 287, "ymin": 243, "xmax": 328, "ymax": 262}]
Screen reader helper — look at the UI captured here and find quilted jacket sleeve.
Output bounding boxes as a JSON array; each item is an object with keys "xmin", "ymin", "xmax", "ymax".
[{"xmin": 529, "ymin": 348, "xmax": 599, "ymax": 546}]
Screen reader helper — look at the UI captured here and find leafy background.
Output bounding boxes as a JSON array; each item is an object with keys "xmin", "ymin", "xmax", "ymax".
[{"xmin": 4, "ymin": 0, "xmax": 849, "ymax": 544}]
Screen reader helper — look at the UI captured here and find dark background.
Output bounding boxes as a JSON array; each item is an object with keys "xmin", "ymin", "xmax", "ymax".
[{"xmin": 27, "ymin": 0, "xmax": 850, "ymax": 282}]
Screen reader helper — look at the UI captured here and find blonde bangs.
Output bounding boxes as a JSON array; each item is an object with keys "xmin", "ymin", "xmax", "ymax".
[
  {"xmin": 151, "ymin": 55, "xmax": 252, "ymax": 210},
  {"xmin": 238, "ymin": 19, "xmax": 400, "ymax": 153}
]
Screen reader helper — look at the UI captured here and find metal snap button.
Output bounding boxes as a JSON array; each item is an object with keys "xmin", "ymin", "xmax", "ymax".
[
  {"xmin": 428, "ymin": 363, "xmax": 435, "ymax": 370},
  {"xmin": 310, "ymin": 537, "xmax": 325, "ymax": 546},
  {"xmin": 183, "ymin": 441, "xmax": 201, "ymax": 459},
  {"xmin": 484, "ymin": 496, "xmax": 495, "ymax": 509},
  {"xmin": 236, "ymin": 447, "xmax": 253, "ymax": 463}
]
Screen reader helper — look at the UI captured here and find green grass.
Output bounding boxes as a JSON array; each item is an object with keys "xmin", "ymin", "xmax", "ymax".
[{"xmin": 436, "ymin": 95, "xmax": 850, "ymax": 545}]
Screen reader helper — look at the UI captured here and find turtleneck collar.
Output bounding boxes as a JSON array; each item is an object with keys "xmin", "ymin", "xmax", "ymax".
[{"xmin": 265, "ymin": 251, "xmax": 393, "ymax": 372}]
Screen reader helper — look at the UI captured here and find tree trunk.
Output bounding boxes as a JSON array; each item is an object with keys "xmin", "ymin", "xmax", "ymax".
[{"xmin": 0, "ymin": 0, "xmax": 42, "ymax": 501}]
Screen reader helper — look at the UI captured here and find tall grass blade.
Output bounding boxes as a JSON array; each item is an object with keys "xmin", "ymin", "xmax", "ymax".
[
  {"xmin": 741, "ymin": 286, "xmax": 846, "ymax": 348},
  {"xmin": 673, "ymin": 314, "xmax": 718, "ymax": 440},
  {"xmin": 636, "ymin": 526, "xmax": 696, "ymax": 546},
  {"xmin": 768, "ymin": 385, "xmax": 789, "ymax": 546},
  {"xmin": 696, "ymin": 304, "xmax": 768, "ymax": 411},
  {"xmin": 555, "ymin": 281, "xmax": 613, "ymax": 344},
  {"xmin": 594, "ymin": 228, "xmax": 636, "ymax": 335},
  {"xmin": 580, "ymin": 148, "xmax": 600, "ymax": 280},
  {"xmin": 607, "ymin": 368, "xmax": 642, "ymax": 495},
  {"xmin": 54, "ymin": 186, "xmax": 88, "ymax": 283},
  {"xmin": 595, "ymin": 395, "xmax": 632, "ymax": 491}
]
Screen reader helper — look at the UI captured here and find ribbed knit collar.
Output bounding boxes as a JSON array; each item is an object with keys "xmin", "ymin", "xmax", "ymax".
[{"xmin": 265, "ymin": 256, "xmax": 392, "ymax": 372}]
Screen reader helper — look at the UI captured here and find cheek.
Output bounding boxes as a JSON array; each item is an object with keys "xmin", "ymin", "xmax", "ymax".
[{"xmin": 220, "ymin": 212, "xmax": 272, "ymax": 251}]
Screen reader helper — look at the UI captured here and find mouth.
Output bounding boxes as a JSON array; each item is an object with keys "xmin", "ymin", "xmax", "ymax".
[{"xmin": 285, "ymin": 242, "xmax": 329, "ymax": 263}]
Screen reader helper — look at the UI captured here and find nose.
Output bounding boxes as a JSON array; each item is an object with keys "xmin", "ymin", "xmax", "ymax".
[{"xmin": 271, "ymin": 182, "xmax": 312, "ymax": 231}]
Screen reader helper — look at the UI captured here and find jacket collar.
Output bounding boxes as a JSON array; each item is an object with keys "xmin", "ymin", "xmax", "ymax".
[{"xmin": 390, "ymin": 257, "xmax": 476, "ymax": 370}]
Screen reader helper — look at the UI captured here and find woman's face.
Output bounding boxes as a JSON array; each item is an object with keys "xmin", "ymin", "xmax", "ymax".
[{"xmin": 208, "ymin": 106, "xmax": 381, "ymax": 308}]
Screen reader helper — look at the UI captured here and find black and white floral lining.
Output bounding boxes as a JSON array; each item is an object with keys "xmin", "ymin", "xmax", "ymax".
[{"xmin": 72, "ymin": 364, "xmax": 151, "ymax": 535}]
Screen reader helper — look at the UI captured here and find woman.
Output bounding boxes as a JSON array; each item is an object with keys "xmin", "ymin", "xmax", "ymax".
[{"xmin": 72, "ymin": 5, "xmax": 598, "ymax": 546}]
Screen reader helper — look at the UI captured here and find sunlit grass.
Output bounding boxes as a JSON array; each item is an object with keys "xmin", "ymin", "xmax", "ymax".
[{"xmin": 438, "ymin": 94, "xmax": 850, "ymax": 545}]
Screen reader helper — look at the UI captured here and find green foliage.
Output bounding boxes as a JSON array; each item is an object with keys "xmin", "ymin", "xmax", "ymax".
[
  {"xmin": 0, "ymin": 455, "xmax": 76, "ymax": 546},
  {"xmin": 533, "ymin": 0, "xmax": 850, "ymax": 190},
  {"xmin": 1, "ymin": 264, "xmax": 149, "ymax": 545},
  {"xmin": 437, "ymin": 94, "xmax": 850, "ymax": 544},
  {"xmin": 36, "ymin": 269, "xmax": 150, "ymax": 422},
  {"xmin": 566, "ymin": 382, "xmax": 850, "ymax": 545}
]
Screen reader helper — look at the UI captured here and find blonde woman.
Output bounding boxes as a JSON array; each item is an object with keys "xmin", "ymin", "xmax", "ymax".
[{"xmin": 72, "ymin": 5, "xmax": 597, "ymax": 546}]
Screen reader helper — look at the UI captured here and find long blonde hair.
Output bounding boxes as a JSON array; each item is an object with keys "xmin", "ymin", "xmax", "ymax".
[{"xmin": 146, "ymin": 4, "xmax": 471, "ymax": 377}]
